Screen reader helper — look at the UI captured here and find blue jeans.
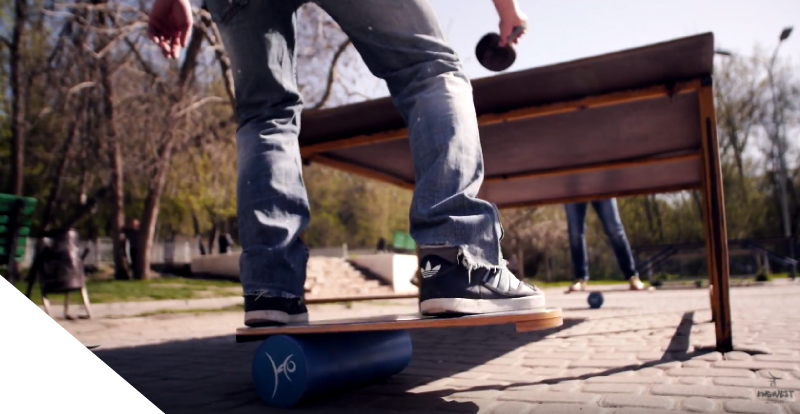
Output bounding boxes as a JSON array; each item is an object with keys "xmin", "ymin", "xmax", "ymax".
[
  {"xmin": 565, "ymin": 199, "xmax": 638, "ymax": 281},
  {"xmin": 206, "ymin": 0, "xmax": 505, "ymax": 298}
]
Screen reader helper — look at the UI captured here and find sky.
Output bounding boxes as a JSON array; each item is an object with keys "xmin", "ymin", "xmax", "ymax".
[{"xmin": 426, "ymin": 0, "xmax": 799, "ymax": 80}]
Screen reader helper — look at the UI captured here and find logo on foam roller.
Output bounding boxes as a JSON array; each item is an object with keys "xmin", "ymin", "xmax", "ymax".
[{"xmin": 266, "ymin": 352, "xmax": 296, "ymax": 399}]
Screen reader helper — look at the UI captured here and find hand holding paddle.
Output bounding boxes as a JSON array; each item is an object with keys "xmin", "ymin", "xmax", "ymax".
[
  {"xmin": 475, "ymin": 23, "xmax": 527, "ymax": 72},
  {"xmin": 477, "ymin": 0, "xmax": 529, "ymax": 71}
]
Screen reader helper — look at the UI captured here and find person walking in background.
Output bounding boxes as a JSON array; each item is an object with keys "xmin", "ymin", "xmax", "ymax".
[
  {"xmin": 376, "ymin": 237, "xmax": 387, "ymax": 253},
  {"xmin": 565, "ymin": 198, "xmax": 646, "ymax": 292},
  {"xmin": 218, "ymin": 232, "xmax": 234, "ymax": 254},
  {"xmin": 123, "ymin": 219, "xmax": 141, "ymax": 269}
]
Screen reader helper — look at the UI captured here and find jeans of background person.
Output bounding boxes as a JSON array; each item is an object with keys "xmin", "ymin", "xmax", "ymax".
[
  {"xmin": 565, "ymin": 198, "xmax": 638, "ymax": 281},
  {"xmin": 205, "ymin": 0, "xmax": 504, "ymax": 299},
  {"xmin": 218, "ymin": 233, "xmax": 234, "ymax": 254}
]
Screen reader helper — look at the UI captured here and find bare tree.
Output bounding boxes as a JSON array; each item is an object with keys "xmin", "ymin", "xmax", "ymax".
[
  {"xmin": 500, "ymin": 206, "xmax": 567, "ymax": 280},
  {"xmin": 5, "ymin": 0, "xmax": 28, "ymax": 196},
  {"xmin": 760, "ymin": 59, "xmax": 800, "ymax": 239},
  {"xmin": 7, "ymin": 0, "xmax": 387, "ymax": 283},
  {"xmin": 714, "ymin": 52, "xmax": 768, "ymax": 199}
]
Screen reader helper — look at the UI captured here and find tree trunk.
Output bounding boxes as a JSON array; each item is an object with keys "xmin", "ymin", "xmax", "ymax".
[
  {"xmin": 40, "ymin": 120, "xmax": 79, "ymax": 232},
  {"xmin": 691, "ymin": 191, "xmax": 704, "ymax": 223},
  {"xmin": 134, "ymin": 139, "xmax": 175, "ymax": 280},
  {"xmin": 207, "ymin": 217, "xmax": 218, "ymax": 255},
  {"xmin": 730, "ymin": 129, "xmax": 749, "ymax": 200},
  {"xmin": 131, "ymin": 22, "xmax": 205, "ymax": 280},
  {"xmin": 651, "ymin": 195, "xmax": 665, "ymax": 243},
  {"xmin": 544, "ymin": 251, "xmax": 552, "ymax": 282},
  {"xmin": 86, "ymin": 0, "xmax": 129, "ymax": 280},
  {"xmin": 8, "ymin": 0, "xmax": 27, "ymax": 195},
  {"xmin": 643, "ymin": 197, "xmax": 655, "ymax": 241},
  {"xmin": 192, "ymin": 213, "xmax": 207, "ymax": 255},
  {"xmin": 783, "ymin": 181, "xmax": 798, "ymax": 268},
  {"xmin": 99, "ymin": 58, "xmax": 129, "ymax": 280}
]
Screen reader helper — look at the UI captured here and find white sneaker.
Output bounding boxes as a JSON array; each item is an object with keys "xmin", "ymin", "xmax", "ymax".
[
  {"xmin": 629, "ymin": 276, "xmax": 646, "ymax": 291},
  {"xmin": 568, "ymin": 279, "xmax": 587, "ymax": 292}
]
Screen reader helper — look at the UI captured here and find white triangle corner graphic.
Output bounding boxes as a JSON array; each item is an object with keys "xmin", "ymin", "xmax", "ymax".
[{"xmin": 0, "ymin": 275, "xmax": 163, "ymax": 413}]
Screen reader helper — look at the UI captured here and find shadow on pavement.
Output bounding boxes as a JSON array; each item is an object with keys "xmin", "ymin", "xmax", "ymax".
[
  {"xmin": 93, "ymin": 317, "xmax": 587, "ymax": 413},
  {"xmin": 399, "ymin": 311, "xmax": 721, "ymax": 400}
]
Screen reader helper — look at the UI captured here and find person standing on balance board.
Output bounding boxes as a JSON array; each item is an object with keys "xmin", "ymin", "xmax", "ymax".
[{"xmin": 147, "ymin": 0, "xmax": 546, "ymax": 326}]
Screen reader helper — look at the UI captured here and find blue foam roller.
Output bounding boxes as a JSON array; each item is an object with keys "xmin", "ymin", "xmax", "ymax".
[
  {"xmin": 252, "ymin": 330, "xmax": 412, "ymax": 408},
  {"xmin": 588, "ymin": 292, "xmax": 604, "ymax": 309}
]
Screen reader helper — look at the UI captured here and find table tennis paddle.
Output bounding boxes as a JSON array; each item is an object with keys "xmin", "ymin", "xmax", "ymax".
[{"xmin": 475, "ymin": 24, "xmax": 526, "ymax": 72}]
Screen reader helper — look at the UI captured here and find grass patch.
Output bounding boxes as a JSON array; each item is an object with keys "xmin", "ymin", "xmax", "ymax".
[
  {"xmin": 766, "ymin": 272, "xmax": 793, "ymax": 280},
  {"xmin": 13, "ymin": 277, "xmax": 242, "ymax": 306}
]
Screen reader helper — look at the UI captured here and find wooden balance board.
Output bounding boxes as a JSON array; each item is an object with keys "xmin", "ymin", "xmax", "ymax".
[{"xmin": 236, "ymin": 307, "xmax": 562, "ymax": 408}]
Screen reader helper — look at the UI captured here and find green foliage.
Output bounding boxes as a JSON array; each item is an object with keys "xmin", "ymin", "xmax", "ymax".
[
  {"xmin": 160, "ymin": 147, "xmax": 238, "ymax": 238},
  {"xmin": 302, "ymin": 164, "xmax": 412, "ymax": 248}
]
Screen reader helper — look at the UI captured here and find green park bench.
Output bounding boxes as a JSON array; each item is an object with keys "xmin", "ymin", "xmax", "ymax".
[
  {"xmin": 1, "ymin": 194, "xmax": 92, "ymax": 319},
  {"xmin": 392, "ymin": 231, "xmax": 416, "ymax": 253},
  {"xmin": 0, "ymin": 193, "xmax": 37, "ymax": 284}
]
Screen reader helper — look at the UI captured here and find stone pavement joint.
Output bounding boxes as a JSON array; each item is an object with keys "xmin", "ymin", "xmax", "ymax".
[
  {"xmin": 681, "ymin": 396, "xmax": 718, "ymax": 412},
  {"xmin": 666, "ymin": 367, "xmax": 757, "ymax": 378},
  {"xmin": 599, "ymin": 394, "xmax": 675, "ymax": 409},
  {"xmin": 723, "ymin": 400, "xmax": 784, "ymax": 414}
]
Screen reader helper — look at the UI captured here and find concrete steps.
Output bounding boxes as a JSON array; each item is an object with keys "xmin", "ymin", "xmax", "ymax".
[{"xmin": 304, "ymin": 257, "xmax": 397, "ymax": 300}]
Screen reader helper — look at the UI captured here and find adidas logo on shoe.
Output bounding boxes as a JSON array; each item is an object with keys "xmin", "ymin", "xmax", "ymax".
[{"xmin": 420, "ymin": 261, "xmax": 441, "ymax": 278}]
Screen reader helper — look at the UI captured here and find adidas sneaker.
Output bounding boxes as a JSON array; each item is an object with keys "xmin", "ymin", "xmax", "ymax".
[
  {"xmin": 417, "ymin": 246, "xmax": 546, "ymax": 315},
  {"xmin": 244, "ymin": 293, "xmax": 309, "ymax": 327}
]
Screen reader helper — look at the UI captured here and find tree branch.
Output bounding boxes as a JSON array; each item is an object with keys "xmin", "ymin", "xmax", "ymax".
[
  {"xmin": 174, "ymin": 96, "xmax": 225, "ymax": 118},
  {"xmin": 61, "ymin": 186, "xmax": 111, "ymax": 229},
  {"xmin": 311, "ymin": 38, "xmax": 352, "ymax": 110},
  {"xmin": 40, "ymin": 120, "xmax": 80, "ymax": 233},
  {"xmin": 123, "ymin": 37, "xmax": 179, "ymax": 102},
  {"xmin": 197, "ymin": 6, "xmax": 235, "ymax": 109},
  {"xmin": 179, "ymin": 22, "xmax": 206, "ymax": 86}
]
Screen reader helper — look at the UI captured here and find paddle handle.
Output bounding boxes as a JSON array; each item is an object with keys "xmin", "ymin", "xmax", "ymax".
[{"xmin": 508, "ymin": 24, "xmax": 526, "ymax": 43}]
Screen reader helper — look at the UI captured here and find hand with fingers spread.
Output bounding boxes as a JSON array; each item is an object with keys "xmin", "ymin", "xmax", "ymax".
[
  {"xmin": 147, "ymin": 0, "xmax": 194, "ymax": 59},
  {"xmin": 492, "ymin": 0, "xmax": 528, "ymax": 47}
]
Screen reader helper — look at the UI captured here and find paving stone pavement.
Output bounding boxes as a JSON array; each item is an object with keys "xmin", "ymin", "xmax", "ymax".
[{"xmin": 60, "ymin": 282, "xmax": 800, "ymax": 413}]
